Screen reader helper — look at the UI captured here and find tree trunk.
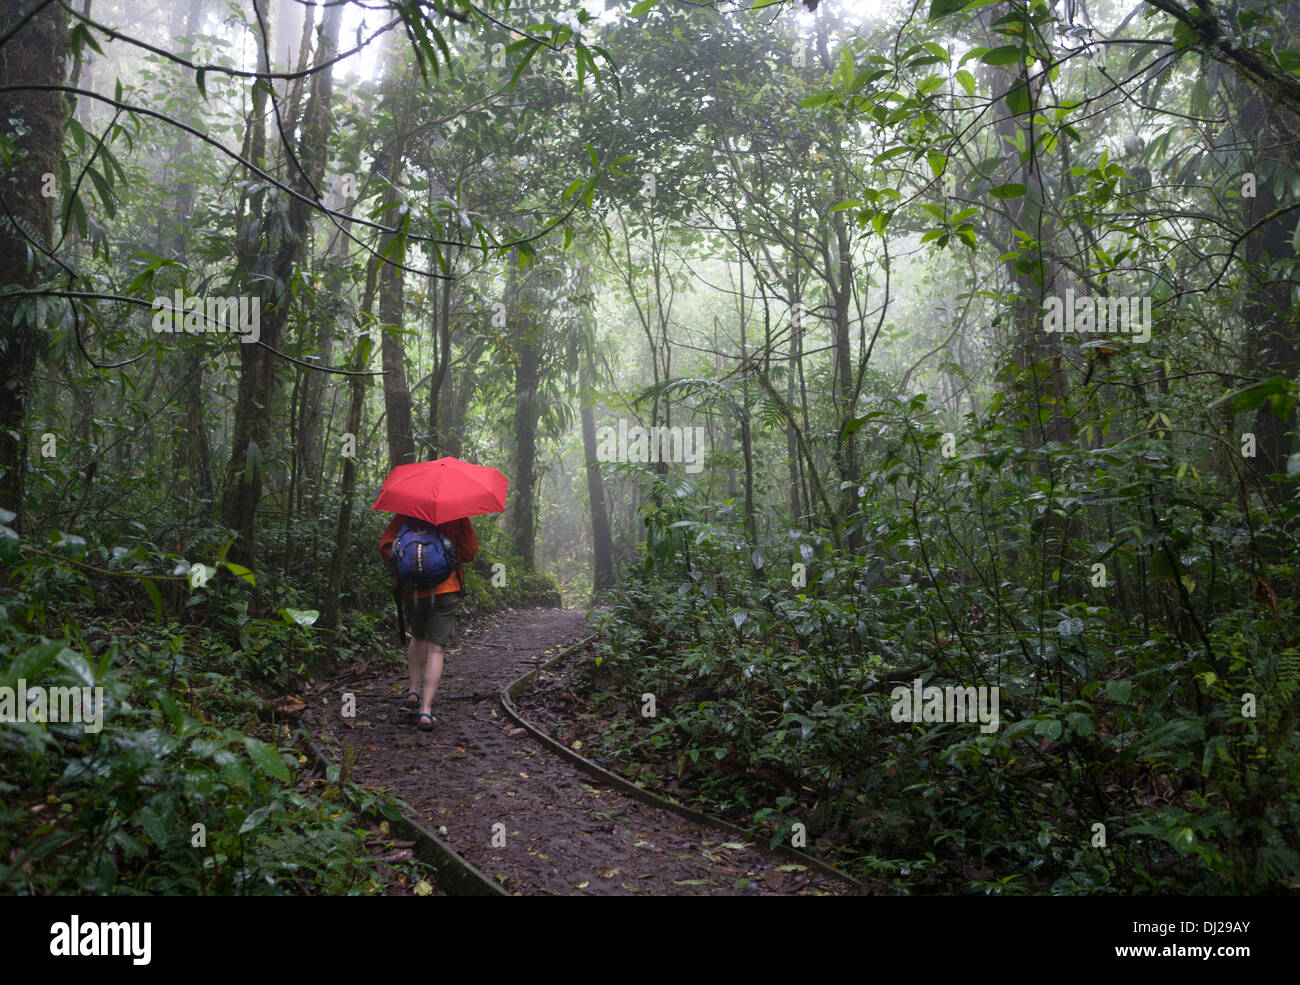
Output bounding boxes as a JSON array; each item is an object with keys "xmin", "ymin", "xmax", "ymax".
[
  {"xmin": 173, "ymin": 0, "xmax": 213, "ymax": 507},
  {"xmin": 371, "ymin": 49, "xmax": 416, "ymax": 472},
  {"xmin": 787, "ymin": 283, "xmax": 804, "ymax": 519},
  {"xmin": 321, "ymin": 332, "xmax": 372, "ymax": 630},
  {"xmin": 579, "ymin": 358, "xmax": 614, "ymax": 592},
  {"xmin": 1237, "ymin": 6, "xmax": 1300, "ymax": 499},
  {"xmin": 220, "ymin": 6, "xmax": 274, "ymax": 562},
  {"xmin": 428, "ymin": 244, "xmax": 455, "ymax": 459},
  {"xmin": 509, "ymin": 261, "xmax": 540, "ymax": 570},
  {"xmin": 0, "ymin": 0, "xmax": 72, "ymax": 533},
  {"xmin": 221, "ymin": 0, "xmax": 339, "ymax": 562},
  {"xmin": 379, "ymin": 246, "xmax": 415, "ymax": 469},
  {"xmin": 296, "ymin": 2, "xmax": 343, "ymax": 507}
]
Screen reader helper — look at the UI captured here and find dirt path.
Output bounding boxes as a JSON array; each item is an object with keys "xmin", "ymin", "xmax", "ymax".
[{"xmin": 304, "ymin": 607, "xmax": 851, "ymax": 895}]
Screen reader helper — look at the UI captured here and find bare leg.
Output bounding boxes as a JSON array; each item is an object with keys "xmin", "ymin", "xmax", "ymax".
[
  {"xmin": 406, "ymin": 635, "xmax": 425, "ymax": 697},
  {"xmin": 418, "ymin": 641, "xmax": 444, "ymax": 718}
]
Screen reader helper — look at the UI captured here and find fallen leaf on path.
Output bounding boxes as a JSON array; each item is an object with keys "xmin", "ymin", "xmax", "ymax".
[{"xmin": 413, "ymin": 880, "xmax": 433, "ymax": 896}]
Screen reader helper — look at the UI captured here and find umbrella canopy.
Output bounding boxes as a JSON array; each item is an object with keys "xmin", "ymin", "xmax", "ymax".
[{"xmin": 372, "ymin": 457, "xmax": 509, "ymax": 525}]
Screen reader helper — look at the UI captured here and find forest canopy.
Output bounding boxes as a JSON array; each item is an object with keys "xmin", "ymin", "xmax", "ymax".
[{"xmin": 1, "ymin": 0, "xmax": 1298, "ymax": 896}]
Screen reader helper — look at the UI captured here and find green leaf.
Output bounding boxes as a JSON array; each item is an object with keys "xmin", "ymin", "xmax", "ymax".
[
  {"xmin": 1034, "ymin": 719, "xmax": 1062, "ymax": 741},
  {"xmin": 928, "ymin": 0, "xmax": 970, "ymax": 17},
  {"xmin": 140, "ymin": 577, "xmax": 164, "ymax": 625},
  {"xmin": 837, "ymin": 46, "xmax": 854, "ymax": 86},
  {"xmin": 1105, "ymin": 680, "xmax": 1132, "ymax": 703},
  {"xmin": 139, "ymin": 809, "xmax": 171, "ymax": 847},
  {"xmin": 922, "ymin": 42, "xmax": 951, "ymax": 64},
  {"xmin": 981, "ymin": 45, "xmax": 1023, "ymax": 66},
  {"xmin": 989, "ymin": 182, "xmax": 1027, "ymax": 199},
  {"xmin": 222, "ymin": 561, "xmax": 256, "ymax": 586},
  {"xmin": 86, "ymin": 166, "xmax": 115, "ymax": 219},
  {"xmin": 56, "ymin": 647, "xmax": 96, "ymax": 687},
  {"xmin": 243, "ymin": 736, "xmax": 291, "ymax": 784},
  {"xmin": 280, "ymin": 607, "xmax": 320, "ymax": 627},
  {"xmin": 239, "ymin": 803, "xmax": 276, "ymax": 834},
  {"xmin": 917, "ymin": 74, "xmax": 945, "ymax": 96},
  {"xmin": 1206, "ymin": 376, "xmax": 1292, "ymax": 415},
  {"xmin": 873, "ymin": 146, "xmax": 911, "ymax": 164},
  {"xmin": 0, "ymin": 525, "xmax": 17, "ymax": 564},
  {"xmin": 630, "ymin": 0, "xmax": 659, "ymax": 14},
  {"xmin": 1005, "ymin": 81, "xmax": 1031, "ymax": 115},
  {"xmin": 798, "ymin": 92, "xmax": 834, "ymax": 109},
  {"xmin": 68, "ymin": 192, "xmax": 88, "ymax": 239},
  {"xmin": 955, "ymin": 69, "xmax": 975, "ymax": 95},
  {"xmin": 509, "ymin": 41, "xmax": 540, "ymax": 90}
]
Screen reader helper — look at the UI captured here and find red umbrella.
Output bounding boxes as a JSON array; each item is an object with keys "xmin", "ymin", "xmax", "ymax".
[{"xmin": 372, "ymin": 457, "xmax": 509, "ymax": 524}]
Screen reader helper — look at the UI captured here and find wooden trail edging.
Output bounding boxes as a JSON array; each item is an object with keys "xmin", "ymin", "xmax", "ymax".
[
  {"xmin": 499, "ymin": 635, "xmax": 866, "ymax": 895},
  {"xmin": 300, "ymin": 734, "xmax": 508, "ymax": 896},
  {"xmin": 302, "ymin": 630, "xmax": 863, "ymax": 895}
]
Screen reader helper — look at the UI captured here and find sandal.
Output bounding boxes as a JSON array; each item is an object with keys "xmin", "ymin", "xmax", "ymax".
[
  {"xmin": 416, "ymin": 712, "xmax": 436, "ymax": 732},
  {"xmin": 400, "ymin": 691, "xmax": 420, "ymax": 716}
]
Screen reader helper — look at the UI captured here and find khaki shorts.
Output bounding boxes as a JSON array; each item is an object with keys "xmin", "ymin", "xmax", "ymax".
[{"xmin": 402, "ymin": 591, "xmax": 462, "ymax": 646}]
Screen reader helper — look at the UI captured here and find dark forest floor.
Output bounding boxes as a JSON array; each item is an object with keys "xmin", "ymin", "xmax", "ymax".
[{"xmin": 303, "ymin": 606, "xmax": 850, "ymax": 895}]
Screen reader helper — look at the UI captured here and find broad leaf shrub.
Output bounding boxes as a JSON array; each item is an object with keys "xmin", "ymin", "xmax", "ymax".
[
  {"xmin": 582, "ymin": 386, "xmax": 1300, "ymax": 894},
  {"xmin": 480, "ymin": 519, "xmax": 563, "ymax": 608},
  {"xmin": 0, "ymin": 514, "xmax": 402, "ymax": 894}
]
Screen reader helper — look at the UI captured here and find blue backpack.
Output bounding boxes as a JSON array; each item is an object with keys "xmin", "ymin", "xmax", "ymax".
[{"xmin": 390, "ymin": 518, "xmax": 460, "ymax": 589}]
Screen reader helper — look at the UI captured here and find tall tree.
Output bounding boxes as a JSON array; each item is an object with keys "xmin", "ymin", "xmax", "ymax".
[
  {"xmin": 0, "ymin": 0, "xmax": 72, "ymax": 532},
  {"xmin": 220, "ymin": 0, "xmax": 340, "ymax": 560}
]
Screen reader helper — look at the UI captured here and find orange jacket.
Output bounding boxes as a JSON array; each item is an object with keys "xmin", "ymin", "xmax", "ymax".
[{"xmin": 380, "ymin": 515, "xmax": 479, "ymax": 599}]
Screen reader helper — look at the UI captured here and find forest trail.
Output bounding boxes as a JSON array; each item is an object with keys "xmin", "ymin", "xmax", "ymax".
[{"xmin": 305, "ymin": 607, "xmax": 850, "ymax": 895}]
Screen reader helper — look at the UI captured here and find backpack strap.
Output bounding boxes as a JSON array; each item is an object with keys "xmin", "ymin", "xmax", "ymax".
[{"xmin": 394, "ymin": 582, "xmax": 407, "ymax": 646}]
